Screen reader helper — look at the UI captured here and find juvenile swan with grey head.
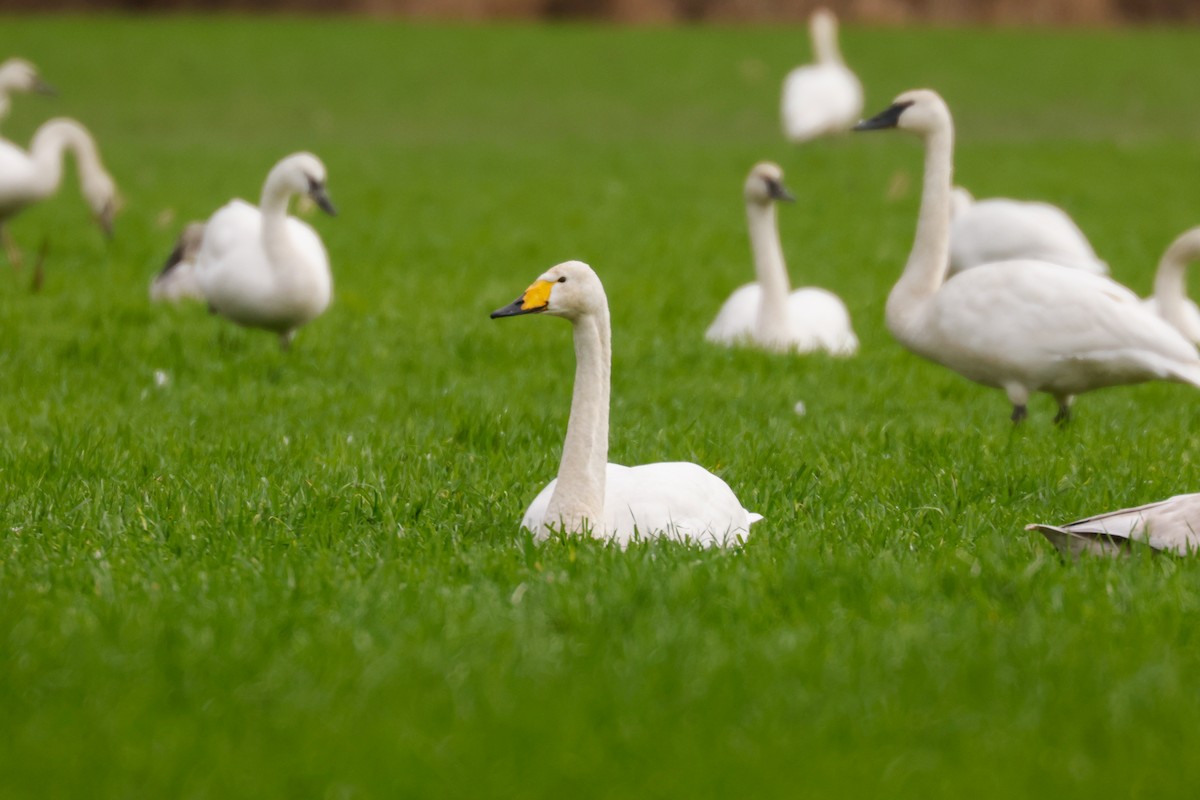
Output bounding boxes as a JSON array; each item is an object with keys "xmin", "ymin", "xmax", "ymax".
[
  {"xmin": 151, "ymin": 152, "xmax": 336, "ymax": 350},
  {"xmin": 853, "ymin": 89, "xmax": 1200, "ymax": 423},
  {"xmin": 706, "ymin": 162, "xmax": 858, "ymax": 355},
  {"xmin": 492, "ymin": 260, "xmax": 761, "ymax": 546}
]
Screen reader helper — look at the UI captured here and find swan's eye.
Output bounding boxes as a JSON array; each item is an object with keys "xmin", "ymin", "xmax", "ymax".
[
  {"xmin": 306, "ymin": 176, "xmax": 321, "ymax": 192},
  {"xmin": 557, "ymin": 277, "xmax": 567, "ymax": 283}
]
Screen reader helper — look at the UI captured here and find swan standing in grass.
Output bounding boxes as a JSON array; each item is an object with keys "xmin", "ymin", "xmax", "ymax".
[
  {"xmin": 948, "ymin": 186, "xmax": 1108, "ymax": 276},
  {"xmin": 0, "ymin": 58, "xmax": 55, "ymax": 127},
  {"xmin": 706, "ymin": 162, "xmax": 857, "ymax": 355},
  {"xmin": 854, "ymin": 89, "xmax": 1200, "ymax": 423},
  {"xmin": 0, "ymin": 117, "xmax": 118, "ymax": 276},
  {"xmin": 781, "ymin": 8, "xmax": 863, "ymax": 143},
  {"xmin": 492, "ymin": 260, "xmax": 761, "ymax": 546},
  {"xmin": 151, "ymin": 152, "xmax": 336, "ymax": 350},
  {"xmin": 1142, "ymin": 226, "xmax": 1200, "ymax": 345},
  {"xmin": 1027, "ymin": 494, "xmax": 1200, "ymax": 557}
]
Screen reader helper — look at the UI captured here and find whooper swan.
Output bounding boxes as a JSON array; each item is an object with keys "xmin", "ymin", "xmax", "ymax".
[
  {"xmin": 706, "ymin": 162, "xmax": 857, "ymax": 355},
  {"xmin": 780, "ymin": 8, "xmax": 863, "ymax": 143},
  {"xmin": 151, "ymin": 152, "xmax": 336, "ymax": 350},
  {"xmin": 492, "ymin": 260, "xmax": 762, "ymax": 546},
  {"xmin": 854, "ymin": 89, "xmax": 1200, "ymax": 423}
]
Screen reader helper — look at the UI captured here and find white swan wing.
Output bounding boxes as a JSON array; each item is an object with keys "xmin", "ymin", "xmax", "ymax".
[
  {"xmin": 706, "ymin": 283, "xmax": 760, "ymax": 344},
  {"xmin": 949, "ymin": 199, "xmax": 1107, "ymax": 275},
  {"xmin": 781, "ymin": 64, "xmax": 863, "ymax": 142},
  {"xmin": 1028, "ymin": 493, "xmax": 1200, "ymax": 556},
  {"xmin": 522, "ymin": 463, "xmax": 760, "ymax": 548},
  {"xmin": 786, "ymin": 287, "xmax": 858, "ymax": 356},
  {"xmin": 928, "ymin": 263, "xmax": 1200, "ymax": 388}
]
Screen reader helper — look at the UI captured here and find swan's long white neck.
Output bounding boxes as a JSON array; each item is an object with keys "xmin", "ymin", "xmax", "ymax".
[
  {"xmin": 545, "ymin": 301, "xmax": 612, "ymax": 535},
  {"xmin": 811, "ymin": 18, "xmax": 844, "ymax": 65},
  {"xmin": 1154, "ymin": 230, "xmax": 1200, "ymax": 335},
  {"xmin": 748, "ymin": 200, "xmax": 792, "ymax": 346},
  {"xmin": 886, "ymin": 124, "xmax": 954, "ymax": 340},
  {"xmin": 27, "ymin": 119, "xmax": 104, "ymax": 201},
  {"xmin": 259, "ymin": 168, "xmax": 304, "ymax": 273}
]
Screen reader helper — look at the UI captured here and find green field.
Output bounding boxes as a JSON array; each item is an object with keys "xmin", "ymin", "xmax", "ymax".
[{"xmin": 2, "ymin": 16, "xmax": 1200, "ymax": 798}]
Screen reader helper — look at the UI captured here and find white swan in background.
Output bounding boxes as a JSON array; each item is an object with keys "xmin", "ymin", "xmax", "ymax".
[
  {"xmin": 151, "ymin": 152, "xmax": 336, "ymax": 349},
  {"xmin": 781, "ymin": 8, "xmax": 863, "ymax": 142},
  {"xmin": 947, "ymin": 186, "xmax": 1108, "ymax": 276},
  {"xmin": 492, "ymin": 260, "xmax": 761, "ymax": 547},
  {"xmin": 0, "ymin": 58, "xmax": 54, "ymax": 127},
  {"xmin": 854, "ymin": 89, "xmax": 1200, "ymax": 423},
  {"xmin": 706, "ymin": 162, "xmax": 857, "ymax": 355},
  {"xmin": 1142, "ymin": 226, "xmax": 1200, "ymax": 345},
  {"xmin": 0, "ymin": 117, "xmax": 118, "ymax": 274},
  {"xmin": 1027, "ymin": 493, "xmax": 1200, "ymax": 558}
]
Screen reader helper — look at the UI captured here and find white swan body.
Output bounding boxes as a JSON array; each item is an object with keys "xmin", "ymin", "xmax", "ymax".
[
  {"xmin": 0, "ymin": 117, "xmax": 117, "ymax": 232},
  {"xmin": 0, "ymin": 58, "xmax": 54, "ymax": 126},
  {"xmin": 1142, "ymin": 226, "xmax": 1200, "ymax": 345},
  {"xmin": 493, "ymin": 261, "xmax": 761, "ymax": 547},
  {"xmin": 1027, "ymin": 493, "xmax": 1200, "ymax": 557},
  {"xmin": 706, "ymin": 162, "xmax": 858, "ymax": 355},
  {"xmin": 948, "ymin": 187, "xmax": 1108, "ymax": 276},
  {"xmin": 854, "ymin": 90, "xmax": 1200, "ymax": 422},
  {"xmin": 152, "ymin": 152, "xmax": 336, "ymax": 348},
  {"xmin": 781, "ymin": 8, "xmax": 863, "ymax": 142}
]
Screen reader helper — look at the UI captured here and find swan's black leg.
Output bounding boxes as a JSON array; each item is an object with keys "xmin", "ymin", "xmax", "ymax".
[
  {"xmin": 1053, "ymin": 402, "xmax": 1072, "ymax": 426},
  {"xmin": 1011, "ymin": 404, "xmax": 1028, "ymax": 424}
]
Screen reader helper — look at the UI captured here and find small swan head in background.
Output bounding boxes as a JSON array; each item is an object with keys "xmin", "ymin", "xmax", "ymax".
[
  {"xmin": 491, "ymin": 260, "xmax": 599, "ymax": 321},
  {"xmin": 744, "ymin": 162, "xmax": 795, "ymax": 205},
  {"xmin": 268, "ymin": 151, "xmax": 336, "ymax": 216},
  {"xmin": 854, "ymin": 89, "xmax": 948, "ymax": 136},
  {"xmin": 0, "ymin": 58, "xmax": 55, "ymax": 95}
]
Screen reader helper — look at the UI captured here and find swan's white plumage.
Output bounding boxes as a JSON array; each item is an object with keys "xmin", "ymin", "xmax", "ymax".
[
  {"xmin": 856, "ymin": 89, "xmax": 1200, "ymax": 420},
  {"xmin": 948, "ymin": 188, "xmax": 1108, "ymax": 276},
  {"xmin": 152, "ymin": 152, "xmax": 335, "ymax": 347},
  {"xmin": 0, "ymin": 58, "xmax": 52, "ymax": 126},
  {"xmin": 706, "ymin": 162, "xmax": 857, "ymax": 356},
  {"xmin": 1142, "ymin": 226, "xmax": 1200, "ymax": 345},
  {"xmin": 780, "ymin": 9, "xmax": 863, "ymax": 142},
  {"xmin": 493, "ymin": 260, "xmax": 760, "ymax": 547},
  {"xmin": 523, "ymin": 462, "xmax": 762, "ymax": 548},
  {"xmin": 1027, "ymin": 493, "xmax": 1200, "ymax": 557}
]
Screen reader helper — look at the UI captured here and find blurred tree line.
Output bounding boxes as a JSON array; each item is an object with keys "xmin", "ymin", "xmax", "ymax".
[{"xmin": 2, "ymin": 0, "xmax": 1198, "ymax": 22}]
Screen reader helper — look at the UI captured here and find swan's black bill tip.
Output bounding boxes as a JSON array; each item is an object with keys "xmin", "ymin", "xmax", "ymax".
[
  {"xmin": 853, "ymin": 101, "xmax": 913, "ymax": 132},
  {"xmin": 491, "ymin": 297, "xmax": 545, "ymax": 319}
]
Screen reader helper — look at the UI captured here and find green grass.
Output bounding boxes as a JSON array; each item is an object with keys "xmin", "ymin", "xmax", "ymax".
[{"xmin": 2, "ymin": 16, "xmax": 1200, "ymax": 798}]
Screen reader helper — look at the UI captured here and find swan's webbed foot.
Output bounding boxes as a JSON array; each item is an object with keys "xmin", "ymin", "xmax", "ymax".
[{"xmin": 1011, "ymin": 404, "xmax": 1028, "ymax": 424}]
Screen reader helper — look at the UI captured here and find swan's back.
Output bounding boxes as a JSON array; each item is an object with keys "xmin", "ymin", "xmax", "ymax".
[
  {"xmin": 1028, "ymin": 493, "xmax": 1200, "ymax": 557},
  {"xmin": 523, "ymin": 462, "xmax": 760, "ymax": 548},
  {"xmin": 786, "ymin": 287, "xmax": 858, "ymax": 355},
  {"xmin": 1143, "ymin": 295, "xmax": 1200, "ymax": 345},
  {"xmin": 781, "ymin": 64, "xmax": 863, "ymax": 142},
  {"xmin": 949, "ymin": 199, "xmax": 1107, "ymax": 275},
  {"xmin": 920, "ymin": 261, "xmax": 1200, "ymax": 391}
]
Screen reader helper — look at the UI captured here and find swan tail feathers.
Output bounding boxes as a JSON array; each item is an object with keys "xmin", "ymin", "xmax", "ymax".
[
  {"xmin": 149, "ymin": 222, "xmax": 206, "ymax": 303},
  {"xmin": 1025, "ymin": 523, "xmax": 1128, "ymax": 558}
]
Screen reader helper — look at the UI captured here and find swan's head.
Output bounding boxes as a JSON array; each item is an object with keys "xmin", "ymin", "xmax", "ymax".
[
  {"xmin": 810, "ymin": 8, "xmax": 838, "ymax": 40},
  {"xmin": 744, "ymin": 162, "xmax": 795, "ymax": 206},
  {"xmin": 269, "ymin": 152, "xmax": 337, "ymax": 216},
  {"xmin": 0, "ymin": 58, "xmax": 54, "ymax": 94},
  {"xmin": 81, "ymin": 167, "xmax": 120, "ymax": 238},
  {"xmin": 491, "ymin": 260, "xmax": 605, "ymax": 321},
  {"xmin": 854, "ymin": 89, "xmax": 950, "ymax": 137}
]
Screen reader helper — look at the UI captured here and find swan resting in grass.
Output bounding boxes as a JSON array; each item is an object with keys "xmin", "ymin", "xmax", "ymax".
[
  {"xmin": 948, "ymin": 186, "xmax": 1108, "ymax": 276},
  {"xmin": 0, "ymin": 117, "xmax": 118, "ymax": 278},
  {"xmin": 706, "ymin": 162, "xmax": 858, "ymax": 355},
  {"xmin": 0, "ymin": 58, "xmax": 55, "ymax": 126},
  {"xmin": 780, "ymin": 8, "xmax": 863, "ymax": 143},
  {"xmin": 151, "ymin": 152, "xmax": 336, "ymax": 350},
  {"xmin": 1142, "ymin": 226, "xmax": 1200, "ymax": 345},
  {"xmin": 492, "ymin": 260, "xmax": 761, "ymax": 546},
  {"xmin": 854, "ymin": 89, "xmax": 1200, "ymax": 423},
  {"xmin": 1027, "ymin": 494, "xmax": 1200, "ymax": 557}
]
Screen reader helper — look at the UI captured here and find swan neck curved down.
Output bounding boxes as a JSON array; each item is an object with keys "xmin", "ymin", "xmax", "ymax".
[
  {"xmin": 1154, "ymin": 233, "xmax": 1200, "ymax": 332},
  {"xmin": 545, "ymin": 304, "xmax": 612, "ymax": 535},
  {"xmin": 888, "ymin": 126, "xmax": 954, "ymax": 335},
  {"xmin": 28, "ymin": 119, "xmax": 100, "ymax": 198},
  {"xmin": 747, "ymin": 202, "xmax": 792, "ymax": 346}
]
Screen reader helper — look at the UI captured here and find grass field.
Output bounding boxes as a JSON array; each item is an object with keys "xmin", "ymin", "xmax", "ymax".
[{"xmin": 2, "ymin": 16, "xmax": 1200, "ymax": 798}]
